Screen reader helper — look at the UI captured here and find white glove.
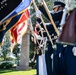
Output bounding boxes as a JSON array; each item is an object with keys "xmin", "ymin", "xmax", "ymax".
[
  {"xmin": 72, "ymin": 47, "xmax": 76, "ymax": 56},
  {"xmin": 59, "ymin": 53, "xmax": 61, "ymax": 58},
  {"xmin": 50, "ymin": 54, "xmax": 53, "ymax": 59},
  {"xmin": 31, "ymin": 37, "xmax": 34, "ymax": 42},
  {"xmin": 36, "ymin": 10, "xmax": 41, "ymax": 18},
  {"xmin": 39, "ymin": 45, "xmax": 43, "ymax": 48},
  {"xmin": 38, "ymin": 0, "xmax": 42, "ymax": 3}
]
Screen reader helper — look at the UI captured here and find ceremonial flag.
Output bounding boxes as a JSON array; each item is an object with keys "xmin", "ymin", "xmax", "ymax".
[
  {"xmin": 10, "ymin": 26, "xmax": 18, "ymax": 43},
  {"xmin": 58, "ymin": 9, "xmax": 76, "ymax": 45},
  {"xmin": 10, "ymin": 32, "xmax": 22, "ymax": 52},
  {"xmin": 0, "ymin": 13, "xmax": 22, "ymax": 45},
  {"xmin": 17, "ymin": 20, "xmax": 28, "ymax": 42},
  {"xmin": 10, "ymin": 9, "xmax": 30, "ymax": 43},
  {"xmin": 0, "ymin": 0, "xmax": 22, "ymax": 22},
  {"xmin": 10, "ymin": 36, "xmax": 16, "ymax": 52},
  {"xmin": 0, "ymin": 0, "xmax": 31, "ymax": 24}
]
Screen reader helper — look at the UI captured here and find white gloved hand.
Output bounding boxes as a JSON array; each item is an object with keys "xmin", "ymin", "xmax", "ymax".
[
  {"xmin": 31, "ymin": 37, "xmax": 34, "ymax": 42},
  {"xmin": 72, "ymin": 47, "xmax": 76, "ymax": 56},
  {"xmin": 50, "ymin": 54, "xmax": 53, "ymax": 59},
  {"xmin": 38, "ymin": 0, "xmax": 42, "ymax": 3},
  {"xmin": 36, "ymin": 10, "xmax": 41, "ymax": 18}
]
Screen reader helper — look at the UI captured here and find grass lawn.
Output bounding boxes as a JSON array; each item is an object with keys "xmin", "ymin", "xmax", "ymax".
[{"xmin": 0, "ymin": 69, "xmax": 36, "ymax": 75}]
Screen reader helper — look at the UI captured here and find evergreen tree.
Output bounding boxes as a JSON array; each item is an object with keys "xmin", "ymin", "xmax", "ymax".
[{"xmin": 1, "ymin": 32, "xmax": 11, "ymax": 61}]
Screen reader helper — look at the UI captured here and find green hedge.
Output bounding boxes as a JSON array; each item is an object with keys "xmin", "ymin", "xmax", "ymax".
[
  {"xmin": 0, "ymin": 62, "xmax": 13, "ymax": 69},
  {"xmin": 29, "ymin": 62, "xmax": 36, "ymax": 69}
]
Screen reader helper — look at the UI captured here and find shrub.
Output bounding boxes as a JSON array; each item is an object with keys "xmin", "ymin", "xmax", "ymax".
[
  {"xmin": 29, "ymin": 62, "xmax": 36, "ymax": 69},
  {"xmin": 0, "ymin": 62, "xmax": 13, "ymax": 69}
]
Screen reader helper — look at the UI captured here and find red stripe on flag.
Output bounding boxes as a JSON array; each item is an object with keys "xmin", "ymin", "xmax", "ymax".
[
  {"xmin": 17, "ymin": 9, "xmax": 30, "ymax": 24},
  {"xmin": 10, "ymin": 9, "xmax": 30, "ymax": 43},
  {"xmin": 18, "ymin": 22, "xmax": 26, "ymax": 32}
]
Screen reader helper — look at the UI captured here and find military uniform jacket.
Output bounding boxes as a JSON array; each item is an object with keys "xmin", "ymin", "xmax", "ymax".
[{"xmin": 39, "ymin": 5, "xmax": 63, "ymax": 27}]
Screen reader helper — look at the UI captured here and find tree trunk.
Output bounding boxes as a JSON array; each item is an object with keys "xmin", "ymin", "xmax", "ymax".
[{"xmin": 16, "ymin": 32, "xmax": 30, "ymax": 70}]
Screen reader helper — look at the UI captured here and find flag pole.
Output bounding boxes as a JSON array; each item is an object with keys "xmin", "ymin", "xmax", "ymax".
[
  {"xmin": 40, "ymin": 16, "xmax": 54, "ymax": 45},
  {"xmin": 32, "ymin": 0, "xmax": 54, "ymax": 45},
  {"xmin": 42, "ymin": 0, "xmax": 60, "ymax": 36}
]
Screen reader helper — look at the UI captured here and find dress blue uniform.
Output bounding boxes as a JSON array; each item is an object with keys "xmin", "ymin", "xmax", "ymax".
[
  {"xmin": 59, "ymin": 45, "xmax": 76, "ymax": 75},
  {"xmin": 37, "ymin": 17, "xmax": 54, "ymax": 75},
  {"xmin": 34, "ymin": 24, "xmax": 48, "ymax": 75},
  {"xmin": 38, "ymin": 1, "xmax": 66, "ymax": 75}
]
